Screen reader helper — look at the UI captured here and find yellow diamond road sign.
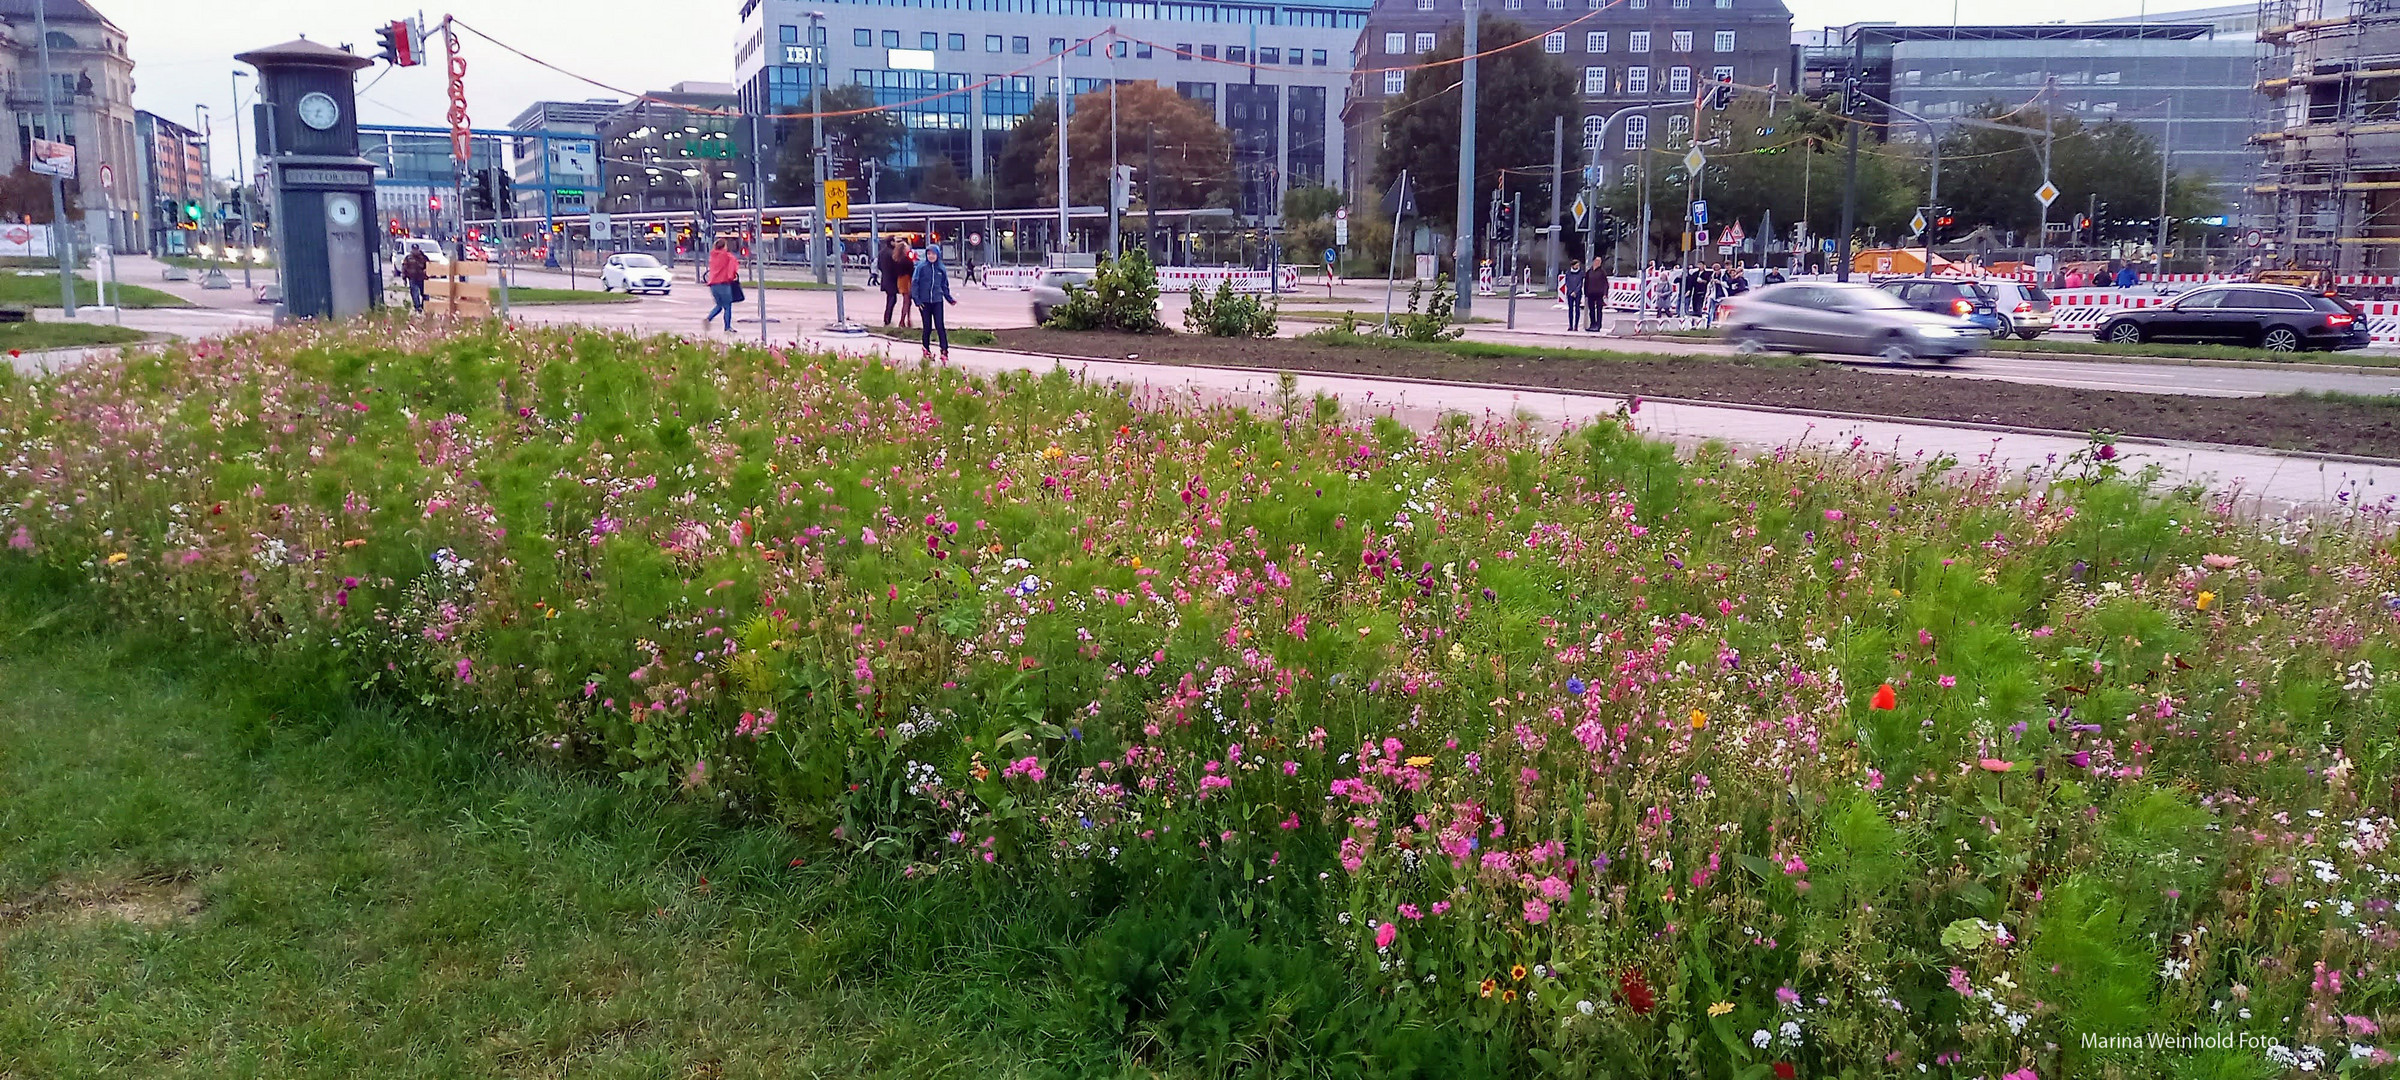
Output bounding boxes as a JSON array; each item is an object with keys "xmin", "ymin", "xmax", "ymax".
[
  {"xmin": 2035, "ymin": 180, "xmax": 2060, "ymax": 208},
  {"xmin": 1910, "ymin": 211, "xmax": 1927, "ymax": 235},
  {"xmin": 825, "ymin": 179, "xmax": 851, "ymax": 220},
  {"xmin": 1683, "ymin": 146, "xmax": 1706, "ymax": 173}
]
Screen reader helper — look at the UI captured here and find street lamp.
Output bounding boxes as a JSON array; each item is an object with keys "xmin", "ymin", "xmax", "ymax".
[{"xmin": 231, "ymin": 70, "xmax": 255, "ymax": 291}]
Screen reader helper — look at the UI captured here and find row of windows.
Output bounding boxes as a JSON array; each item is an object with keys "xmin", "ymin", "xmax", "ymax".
[
  {"xmin": 784, "ymin": 0, "xmax": 1369, "ymax": 24},
  {"xmin": 1379, "ymin": 61, "xmax": 1728, "ymax": 95},
  {"xmin": 1170, "ymin": 42, "xmax": 1332, "ymax": 64},
  {"xmin": 854, "ymin": 29, "xmax": 977, "ymax": 50},
  {"xmin": 1382, "ymin": 28, "xmax": 1734, "ymax": 55},
  {"xmin": 1411, "ymin": 0, "xmax": 1734, "ymax": 8}
]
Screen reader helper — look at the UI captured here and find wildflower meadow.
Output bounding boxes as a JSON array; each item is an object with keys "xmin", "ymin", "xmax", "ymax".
[{"xmin": 3, "ymin": 319, "xmax": 2399, "ymax": 1077}]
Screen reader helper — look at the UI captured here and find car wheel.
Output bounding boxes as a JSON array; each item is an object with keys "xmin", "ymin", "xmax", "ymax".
[
  {"xmin": 1033, "ymin": 304, "xmax": 1050, "ymax": 323},
  {"xmin": 2261, "ymin": 327, "xmax": 2301, "ymax": 352},
  {"xmin": 2104, "ymin": 321, "xmax": 2145, "ymax": 344},
  {"xmin": 2015, "ymin": 331, "xmax": 2043, "ymax": 341},
  {"xmin": 1877, "ymin": 334, "xmax": 1917, "ymax": 364},
  {"xmin": 1731, "ymin": 328, "xmax": 1768, "ymax": 355},
  {"xmin": 1993, "ymin": 315, "xmax": 2014, "ymax": 339}
]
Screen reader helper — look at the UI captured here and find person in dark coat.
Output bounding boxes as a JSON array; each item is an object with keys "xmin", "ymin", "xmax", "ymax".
[
  {"xmin": 911, "ymin": 244, "xmax": 958, "ymax": 360},
  {"xmin": 1562, "ymin": 261, "xmax": 1586, "ymax": 331},
  {"xmin": 1583, "ymin": 257, "xmax": 1610, "ymax": 332},
  {"xmin": 878, "ymin": 239, "xmax": 905, "ymax": 325}
]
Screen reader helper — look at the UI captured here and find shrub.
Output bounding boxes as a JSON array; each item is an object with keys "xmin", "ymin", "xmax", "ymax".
[
  {"xmin": 1394, "ymin": 275, "xmax": 1463, "ymax": 341},
  {"xmin": 1181, "ymin": 279, "xmax": 1278, "ymax": 338},
  {"xmin": 1043, "ymin": 248, "xmax": 1164, "ymax": 334}
]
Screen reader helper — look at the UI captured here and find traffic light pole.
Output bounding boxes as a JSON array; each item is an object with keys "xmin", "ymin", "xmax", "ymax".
[
  {"xmin": 34, "ymin": 0, "xmax": 75, "ymax": 316},
  {"xmin": 1453, "ymin": 0, "xmax": 1478, "ymax": 321},
  {"xmin": 486, "ymin": 161, "xmax": 510, "ymax": 316},
  {"xmin": 231, "ymin": 71, "xmax": 252, "ymax": 293},
  {"xmin": 1505, "ymin": 191, "xmax": 1521, "ymax": 328}
]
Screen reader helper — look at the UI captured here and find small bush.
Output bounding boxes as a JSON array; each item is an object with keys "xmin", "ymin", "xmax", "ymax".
[
  {"xmin": 1044, "ymin": 248, "xmax": 1164, "ymax": 334},
  {"xmin": 1182, "ymin": 280, "xmax": 1278, "ymax": 338},
  {"xmin": 1393, "ymin": 276, "xmax": 1464, "ymax": 342}
]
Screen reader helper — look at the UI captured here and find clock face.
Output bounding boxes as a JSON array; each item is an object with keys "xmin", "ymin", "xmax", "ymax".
[
  {"xmin": 297, "ymin": 92, "xmax": 341, "ymax": 131},
  {"xmin": 326, "ymin": 194, "xmax": 360, "ymax": 227}
]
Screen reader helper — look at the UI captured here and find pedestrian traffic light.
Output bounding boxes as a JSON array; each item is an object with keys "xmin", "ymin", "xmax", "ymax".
[
  {"xmin": 374, "ymin": 18, "xmax": 423, "ymax": 67},
  {"xmin": 1495, "ymin": 202, "xmax": 1516, "ymax": 242},
  {"xmin": 182, "ymin": 200, "xmax": 203, "ymax": 225},
  {"xmin": 1711, "ymin": 75, "xmax": 1733, "ymax": 110}
]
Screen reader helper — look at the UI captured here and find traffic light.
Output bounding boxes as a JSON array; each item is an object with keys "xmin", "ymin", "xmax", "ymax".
[
  {"xmin": 182, "ymin": 200, "xmax": 203, "ymax": 225},
  {"xmin": 1495, "ymin": 202, "xmax": 1516, "ymax": 242},
  {"xmin": 1711, "ymin": 75, "xmax": 1733, "ymax": 110},
  {"xmin": 429, "ymin": 193, "xmax": 442, "ymax": 212},
  {"xmin": 464, "ymin": 170, "xmax": 494, "ymax": 220},
  {"xmin": 374, "ymin": 18, "xmax": 423, "ymax": 67},
  {"xmin": 1843, "ymin": 76, "xmax": 1863, "ymax": 114},
  {"xmin": 227, "ymin": 189, "xmax": 245, "ymax": 219},
  {"xmin": 1934, "ymin": 207, "xmax": 1954, "ymax": 229}
]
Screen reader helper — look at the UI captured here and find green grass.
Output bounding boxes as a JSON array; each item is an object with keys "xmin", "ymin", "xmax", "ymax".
[
  {"xmin": 0, "ymin": 322, "xmax": 148, "ymax": 351},
  {"xmin": 501, "ymin": 287, "xmax": 635, "ymax": 306},
  {"xmin": 869, "ymin": 324, "xmax": 997, "ymax": 347},
  {"xmin": 0, "ymin": 594, "xmax": 1077, "ymax": 1078},
  {"xmin": 0, "ymin": 273, "xmax": 191, "ymax": 309},
  {"xmin": 1989, "ymin": 334, "xmax": 2400, "ymax": 366}
]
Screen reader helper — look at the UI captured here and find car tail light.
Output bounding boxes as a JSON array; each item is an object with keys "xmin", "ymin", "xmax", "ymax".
[
  {"xmin": 2014, "ymin": 301, "xmax": 2032, "ymax": 314},
  {"xmin": 1951, "ymin": 298, "xmax": 1973, "ymax": 316},
  {"xmin": 2327, "ymin": 312, "xmax": 2356, "ymax": 329}
]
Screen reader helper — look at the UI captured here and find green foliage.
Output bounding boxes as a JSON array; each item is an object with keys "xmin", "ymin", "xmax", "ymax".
[
  {"xmin": 1043, "ymin": 247, "xmax": 1165, "ymax": 333},
  {"xmin": 1373, "ymin": 17, "xmax": 1577, "ymax": 232},
  {"xmin": 1182, "ymin": 280, "xmax": 1278, "ymax": 337},
  {"xmin": 1395, "ymin": 275, "xmax": 1464, "ymax": 341}
]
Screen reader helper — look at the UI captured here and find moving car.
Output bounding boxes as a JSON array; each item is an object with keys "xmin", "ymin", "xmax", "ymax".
[
  {"xmin": 600, "ymin": 253, "xmax": 674, "ymax": 296},
  {"xmin": 1979, "ymin": 280, "xmax": 2056, "ymax": 340},
  {"xmin": 1874, "ymin": 277, "xmax": 2003, "ymax": 336},
  {"xmin": 2093, "ymin": 283, "xmax": 2367, "ymax": 352},
  {"xmin": 1717, "ymin": 281, "xmax": 1983, "ymax": 363},
  {"xmin": 1028, "ymin": 268, "xmax": 1094, "ymax": 324}
]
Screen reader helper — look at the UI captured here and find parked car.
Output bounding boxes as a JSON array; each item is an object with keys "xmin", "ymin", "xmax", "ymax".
[
  {"xmin": 2093, "ymin": 283, "xmax": 2367, "ymax": 352},
  {"xmin": 600, "ymin": 253, "xmax": 674, "ymax": 296},
  {"xmin": 1717, "ymin": 281, "xmax": 1983, "ymax": 363},
  {"xmin": 1874, "ymin": 277, "xmax": 2003, "ymax": 335},
  {"xmin": 1028, "ymin": 268, "xmax": 1093, "ymax": 324},
  {"xmin": 1979, "ymin": 280, "xmax": 2056, "ymax": 340}
]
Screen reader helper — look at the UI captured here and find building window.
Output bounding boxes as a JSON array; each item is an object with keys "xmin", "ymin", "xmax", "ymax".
[
  {"xmin": 1259, "ymin": 47, "xmax": 1280, "ymax": 63},
  {"xmin": 1109, "ymin": 41, "xmax": 1127, "ymax": 57},
  {"xmin": 1384, "ymin": 69, "xmax": 1406, "ymax": 94},
  {"xmin": 1583, "ymin": 66, "xmax": 1606, "ymax": 94},
  {"xmin": 1417, "ymin": 0, "xmax": 1435, "ymax": 7},
  {"xmin": 1227, "ymin": 46, "xmax": 1246, "ymax": 63},
  {"xmin": 1671, "ymin": 31, "xmax": 1692, "ymax": 52},
  {"xmin": 1415, "ymin": 32, "xmax": 1436, "ymax": 52},
  {"xmin": 1713, "ymin": 64, "xmax": 1733, "ymax": 84},
  {"xmin": 1013, "ymin": 36, "xmax": 1030, "ymax": 53},
  {"xmin": 1669, "ymin": 66, "xmax": 1690, "ymax": 93},
  {"xmin": 1673, "ymin": 0, "xmax": 1691, "ymax": 7},
  {"xmin": 1543, "ymin": 32, "xmax": 1565, "ymax": 53},
  {"xmin": 1076, "ymin": 39, "xmax": 1092, "ymax": 56},
  {"xmin": 1631, "ymin": 0, "xmax": 1647, "ymax": 7},
  {"xmin": 986, "ymin": 34, "xmax": 1004, "ymax": 51},
  {"xmin": 1587, "ymin": 31, "xmax": 1607, "ymax": 52},
  {"xmin": 1504, "ymin": 0, "xmax": 1522, "ymax": 8},
  {"xmin": 1714, "ymin": 30, "xmax": 1734, "ymax": 52},
  {"xmin": 1201, "ymin": 44, "xmax": 1218, "ymax": 58},
  {"xmin": 884, "ymin": 30, "xmax": 902, "ymax": 48},
  {"xmin": 1582, "ymin": 114, "xmax": 1604, "ymax": 149},
  {"xmin": 950, "ymin": 33, "xmax": 967, "ymax": 51},
  {"xmin": 1625, "ymin": 115, "xmax": 1646, "ymax": 149},
  {"xmin": 1312, "ymin": 49, "xmax": 1328, "ymax": 65},
  {"xmin": 1384, "ymin": 31, "xmax": 1405, "ymax": 53},
  {"xmin": 779, "ymin": 25, "xmax": 799, "ymax": 43},
  {"xmin": 1629, "ymin": 31, "xmax": 1649, "ymax": 53},
  {"xmin": 1716, "ymin": 0, "xmax": 1732, "ymax": 6},
  {"xmin": 812, "ymin": 25, "xmax": 826, "ymax": 44},
  {"xmin": 1626, "ymin": 65, "xmax": 1648, "ymax": 93},
  {"xmin": 1138, "ymin": 42, "xmax": 1154, "ymax": 58},
  {"xmin": 855, "ymin": 28, "xmax": 873, "ymax": 47},
  {"xmin": 1668, "ymin": 115, "xmax": 1691, "ymax": 139},
  {"xmin": 1049, "ymin": 36, "xmax": 1066, "ymax": 54},
  {"xmin": 1176, "ymin": 42, "xmax": 1193, "ymax": 59},
  {"xmin": 922, "ymin": 31, "xmax": 940, "ymax": 50}
]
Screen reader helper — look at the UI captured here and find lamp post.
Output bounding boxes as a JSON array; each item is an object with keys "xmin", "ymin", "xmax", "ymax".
[
  {"xmin": 809, "ymin": 10, "xmax": 830, "ymax": 284},
  {"xmin": 231, "ymin": 70, "xmax": 254, "ymax": 292}
]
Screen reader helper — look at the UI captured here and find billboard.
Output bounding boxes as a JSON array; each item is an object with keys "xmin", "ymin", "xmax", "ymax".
[{"xmin": 28, "ymin": 139, "xmax": 74, "ymax": 179}]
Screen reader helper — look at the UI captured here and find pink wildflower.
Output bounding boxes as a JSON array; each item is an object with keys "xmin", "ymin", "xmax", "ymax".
[
  {"xmin": 1375, "ymin": 922, "xmax": 1398, "ymax": 950},
  {"xmin": 1523, "ymin": 899, "xmax": 1552, "ymax": 924}
]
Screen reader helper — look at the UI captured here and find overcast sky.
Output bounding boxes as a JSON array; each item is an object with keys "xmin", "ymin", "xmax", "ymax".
[{"xmin": 113, "ymin": 0, "xmax": 2200, "ymax": 177}]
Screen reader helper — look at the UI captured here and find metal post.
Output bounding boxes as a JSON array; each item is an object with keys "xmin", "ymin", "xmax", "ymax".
[
  {"xmin": 1382, "ymin": 169, "xmax": 1406, "ymax": 334},
  {"xmin": 2156, "ymin": 97, "xmax": 2171, "ymax": 281},
  {"xmin": 1547, "ymin": 115, "xmax": 1563, "ymax": 294},
  {"xmin": 1453, "ymin": 0, "xmax": 1479, "ymax": 320},
  {"xmin": 810, "ymin": 12, "xmax": 829, "ymax": 284},
  {"xmin": 197, "ymin": 105, "xmax": 224, "ymax": 290},
  {"xmin": 1144, "ymin": 123, "xmax": 1156, "ymax": 259},
  {"xmin": 751, "ymin": 108, "xmax": 768, "ymax": 343},
  {"xmin": 540, "ymin": 131, "xmax": 559, "ymax": 269},
  {"xmin": 34, "ymin": 0, "xmax": 75, "ymax": 315},
  {"xmin": 1107, "ymin": 44, "xmax": 1120, "ymax": 258},
  {"xmin": 231, "ymin": 71, "xmax": 253, "ymax": 292},
  {"xmin": 1836, "ymin": 59, "xmax": 1861, "ymax": 282},
  {"xmin": 1056, "ymin": 48, "xmax": 1071, "ymax": 263},
  {"xmin": 1505, "ymin": 191, "xmax": 1521, "ymax": 328},
  {"xmin": 487, "ymin": 162, "xmax": 510, "ymax": 316}
]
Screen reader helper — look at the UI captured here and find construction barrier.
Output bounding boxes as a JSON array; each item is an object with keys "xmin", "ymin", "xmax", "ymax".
[
  {"xmin": 980, "ymin": 265, "xmax": 1301, "ymax": 292},
  {"xmin": 424, "ymin": 259, "xmax": 492, "ymax": 319}
]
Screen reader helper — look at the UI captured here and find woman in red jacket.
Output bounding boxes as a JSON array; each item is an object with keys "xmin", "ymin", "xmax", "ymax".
[{"xmin": 703, "ymin": 238, "xmax": 740, "ymax": 332}]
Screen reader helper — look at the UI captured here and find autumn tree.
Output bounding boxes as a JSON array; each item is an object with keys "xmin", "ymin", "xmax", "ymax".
[
  {"xmin": 1056, "ymin": 82, "xmax": 1231, "ymax": 210},
  {"xmin": 0, "ymin": 165, "xmax": 78, "ymax": 224},
  {"xmin": 1373, "ymin": 17, "xmax": 1578, "ymax": 234}
]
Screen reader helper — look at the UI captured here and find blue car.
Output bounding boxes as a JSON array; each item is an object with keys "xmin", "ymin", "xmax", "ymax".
[{"xmin": 1875, "ymin": 277, "xmax": 2003, "ymax": 336}]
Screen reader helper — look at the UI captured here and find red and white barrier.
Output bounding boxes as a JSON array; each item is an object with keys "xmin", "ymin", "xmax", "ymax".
[{"xmin": 980, "ymin": 265, "xmax": 1302, "ymax": 292}]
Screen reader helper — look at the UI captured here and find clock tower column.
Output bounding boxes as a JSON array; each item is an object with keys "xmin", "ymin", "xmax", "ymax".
[{"xmin": 235, "ymin": 38, "xmax": 379, "ymax": 319}]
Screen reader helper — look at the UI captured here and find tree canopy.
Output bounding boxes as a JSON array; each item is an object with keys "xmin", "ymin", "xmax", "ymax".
[
  {"xmin": 1372, "ymin": 17, "xmax": 1578, "ymax": 232},
  {"xmin": 768, "ymin": 85, "xmax": 906, "ymax": 205}
]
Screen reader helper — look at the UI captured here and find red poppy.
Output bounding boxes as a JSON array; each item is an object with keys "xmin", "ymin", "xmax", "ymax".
[
  {"xmin": 1773, "ymin": 1063, "xmax": 1796, "ymax": 1080},
  {"xmin": 1869, "ymin": 683, "xmax": 1897, "ymax": 710},
  {"xmin": 1619, "ymin": 968, "xmax": 1655, "ymax": 1014}
]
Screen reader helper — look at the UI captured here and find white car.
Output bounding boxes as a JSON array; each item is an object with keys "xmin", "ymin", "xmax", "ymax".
[
  {"xmin": 600, "ymin": 254, "xmax": 674, "ymax": 295},
  {"xmin": 390, "ymin": 237, "xmax": 449, "ymax": 281}
]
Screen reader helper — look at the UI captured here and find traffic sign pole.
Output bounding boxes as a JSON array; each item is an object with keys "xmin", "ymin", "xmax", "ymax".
[{"xmin": 824, "ymin": 179, "xmax": 859, "ymax": 333}]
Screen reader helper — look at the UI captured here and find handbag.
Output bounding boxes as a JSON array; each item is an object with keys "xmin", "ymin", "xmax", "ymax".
[{"xmin": 728, "ymin": 279, "xmax": 745, "ymax": 304}]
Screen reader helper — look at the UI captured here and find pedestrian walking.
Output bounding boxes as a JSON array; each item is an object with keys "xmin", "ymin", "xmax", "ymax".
[
  {"xmin": 912, "ymin": 243, "xmax": 958, "ymax": 360},
  {"xmin": 400, "ymin": 246, "xmax": 429, "ymax": 314},
  {"xmin": 879, "ymin": 239, "xmax": 905, "ymax": 325},
  {"xmin": 703, "ymin": 238, "xmax": 741, "ymax": 332},
  {"xmin": 1562, "ymin": 261, "xmax": 1586, "ymax": 331},
  {"xmin": 2115, "ymin": 263, "xmax": 2139, "ymax": 289},
  {"xmin": 894, "ymin": 242, "xmax": 917, "ymax": 328},
  {"xmin": 1583, "ymin": 257, "xmax": 1610, "ymax": 333}
]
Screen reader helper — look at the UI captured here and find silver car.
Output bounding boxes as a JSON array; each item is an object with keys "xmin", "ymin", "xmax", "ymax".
[
  {"xmin": 1980, "ymin": 280, "xmax": 2056, "ymax": 340},
  {"xmin": 1029, "ymin": 269, "xmax": 1094, "ymax": 324},
  {"xmin": 1717, "ymin": 281, "xmax": 1982, "ymax": 363}
]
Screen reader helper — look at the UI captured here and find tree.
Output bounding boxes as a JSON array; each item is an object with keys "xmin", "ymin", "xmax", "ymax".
[
  {"xmin": 916, "ymin": 154, "xmax": 980, "ymax": 207},
  {"xmin": 768, "ymin": 85, "xmax": 906, "ymax": 204},
  {"xmin": 992, "ymin": 99, "xmax": 1059, "ymax": 209},
  {"xmin": 0, "ymin": 165, "xmax": 77, "ymax": 224},
  {"xmin": 1929, "ymin": 105, "xmax": 2220, "ymax": 241},
  {"xmin": 1056, "ymin": 82, "xmax": 1230, "ymax": 210},
  {"xmin": 1598, "ymin": 99, "xmax": 1917, "ymax": 263},
  {"xmin": 1283, "ymin": 184, "xmax": 1342, "ymax": 222},
  {"xmin": 1373, "ymin": 17, "xmax": 1577, "ymax": 233}
]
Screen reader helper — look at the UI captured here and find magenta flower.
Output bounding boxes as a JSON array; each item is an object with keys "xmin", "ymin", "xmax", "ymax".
[
  {"xmin": 1523, "ymin": 899, "xmax": 1552, "ymax": 924},
  {"xmin": 1375, "ymin": 922, "xmax": 1397, "ymax": 950},
  {"xmin": 455, "ymin": 658, "xmax": 474, "ymax": 683}
]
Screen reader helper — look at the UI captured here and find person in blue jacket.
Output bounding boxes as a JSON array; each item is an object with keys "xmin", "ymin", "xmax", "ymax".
[
  {"xmin": 911, "ymin": 243, "xmax": 959, "ymax": 360},
  {"xmin": 2116, "ymin": 263, "xmax": 2140, "ymax": 289}
]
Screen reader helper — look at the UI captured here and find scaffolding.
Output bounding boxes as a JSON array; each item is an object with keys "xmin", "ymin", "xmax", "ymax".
[{"xmin": 2255, "ymin": 0, "xmax": 2400, "ymax": 272}]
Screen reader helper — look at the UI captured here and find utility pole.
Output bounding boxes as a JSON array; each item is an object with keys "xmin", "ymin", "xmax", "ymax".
[
  {"xmin": 35, "ymin": 0, "xmax": 74, "ymax": 314},
  {"xmin": 1144, "ymin": 123, "xmax": 1157, "ymax": 260},
  {"xmin": 808, "ymin": 11, "xmax": 829, "ymax": 284},
  {"xmin": 2156, "ymin": 96, "xmax": 2172, "ymax": 280},
  {"xmin": 751, "ymin": 107, "xmax": 768, "ymax": 343},
  {"xmin": 1107, "ymin": 42, "xmax": 1120, "ymax": 258},
  {"xmin": 1836, "ymin": 70, "xmax": 1862, "ymax": 281},
  {"xmin": 1056, "ymin": 48, "xmax": 1070, "ymax": 263},
  {"xmin": 1453, "ymin": 0, "xmax": 1478, "ymax": 319},
  {"xmin": 231, "ymin": 71, "xmax": 253, "ymax": 292},
  {"xmin": 1546, "ymin": 115, "xmax": 1563, "ymax": 292},
  {"xmin": 1505, "ymin": 190, "xmax": 1521, "ymax": 328}
]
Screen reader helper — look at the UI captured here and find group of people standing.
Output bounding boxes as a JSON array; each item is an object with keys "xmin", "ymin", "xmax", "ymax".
[{"xmin": 880, "ymin": 238, "xmax": 958, "ymax": 359}]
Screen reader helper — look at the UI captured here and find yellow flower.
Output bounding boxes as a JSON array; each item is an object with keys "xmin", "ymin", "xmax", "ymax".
[
  {"xmin": 1501, "ymin": 988, "xmax": 1518, "ymax": 1003},
  {"xmin": 1708, "ymin": 1001, "xmax": 1734, "ymax": 1017},
  {"xmin": 1479, "ymin": 978, "xmax": 1498, "ymax": 998},
  {"xmin": 1690, "ymin": 708, "xmax": 1709, "ymax": 730},
  {"xmin": 1405, "ymin": 756, "xmax": 1434, "ymax": 768},
  {"xmin": 1510, "ymin": 964, "xmax": 1528, "ymax": 981},
  {"xmin": 105, "ymin": 552, "xmax": 128, "ymax": 565},
  {"xmin": 2196, "ymin": 591, "xmax": 2216, "ymax": 611},
  {"xmin": 1041, "ymin": 444, "xmax": 1064, "ymax": 462},
  {"xmin": 1128, "ymin": 556, "xmax": 1141, "ymax": 569}
]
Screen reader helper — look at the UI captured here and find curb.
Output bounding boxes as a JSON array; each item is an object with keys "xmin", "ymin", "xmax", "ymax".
[
  {"xmin": 942, "ymin": 342, "xmax": 2400, "ymax": 470},
  {"xmin": 1566, "ymin": 330, "xmax": 2400, "ymax": 376}
]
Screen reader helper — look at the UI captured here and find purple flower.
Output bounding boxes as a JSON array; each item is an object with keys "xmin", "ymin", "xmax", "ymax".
[{"xmin": 1566, "ymin": 677, "xmax": 1587, "ymax": 696}]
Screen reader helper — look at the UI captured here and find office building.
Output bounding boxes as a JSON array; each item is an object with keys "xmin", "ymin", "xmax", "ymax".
[
  {"xmin": 508, "ymin": 99, "xmax": 619, "ymax": 219},
  {"xmin": 2256, "ymin": 0, "xmax": 2400, "ymax": 270},
  {"xmin": 358, "ymin": 124, "xmax": 504, "ymax": 239},
  {"xmin": 0, "ymin": 0, "xmax": 139, "ymax": 248},
  {"xmin": 1343, "ymin": 0, "xmax": 1796, "ymax": 203},
  {"xmin": 1799, "ymin": 19, "xmax": 2263, "ymax": 207},
  {"xmin": 594, "ymin": 82, "xmax": 748, "ymax": 218},
  {"xmin": 733, "ymin": 0, "xmax": 1368, "ymax": 219},
  {"xmin": 135, "ymin": 109, "xmax": 203, "ymax": 254}
]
